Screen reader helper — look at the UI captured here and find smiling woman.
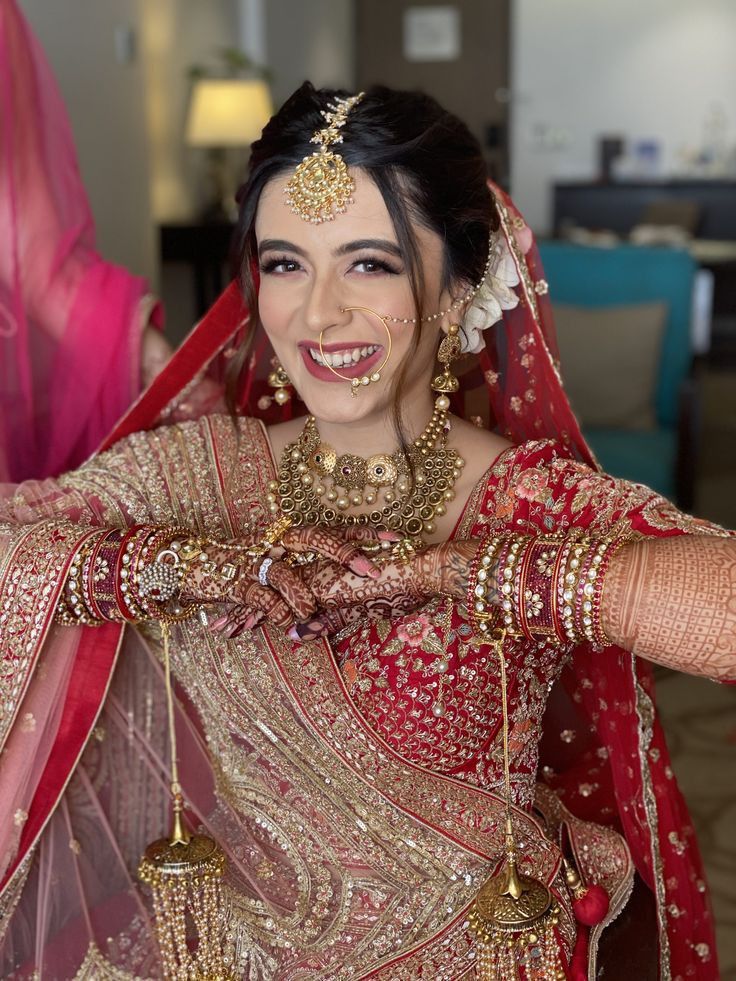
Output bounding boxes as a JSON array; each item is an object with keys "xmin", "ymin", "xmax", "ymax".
[{"xmin": 1, "ymin": 77, "xmax": 735, "ymax": 981}]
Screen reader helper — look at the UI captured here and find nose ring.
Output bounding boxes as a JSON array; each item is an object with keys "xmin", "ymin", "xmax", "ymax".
[{"xmin": 318, "ymin": 306, "xmax": 393, "ymax": 397}]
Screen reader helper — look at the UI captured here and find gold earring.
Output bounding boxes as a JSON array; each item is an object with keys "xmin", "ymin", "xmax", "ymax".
[
  {"xmin": 319, "ymin": 307, "xmax": 392, "ymax": 397},
  {"xmin": 268, "ymin": 358, "xmax": 292, "ymax": 405},
  {"xmin": 431, "ymin": 323, "xmax": 461, "ymax": 394}
]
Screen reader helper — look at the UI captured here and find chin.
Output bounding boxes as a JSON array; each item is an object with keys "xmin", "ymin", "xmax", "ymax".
[{"xmin": 296, "ymin": 379, "xmax": 389, "ymax": 425}]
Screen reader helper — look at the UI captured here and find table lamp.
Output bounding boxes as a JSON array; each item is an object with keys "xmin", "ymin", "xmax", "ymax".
[{"xmin": 186, "ymin": 78, "xmax": 273, "ymax": 221}]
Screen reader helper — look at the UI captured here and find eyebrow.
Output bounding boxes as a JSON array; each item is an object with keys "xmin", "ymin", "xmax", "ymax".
[{"xmin": 257, "ymin": 237, "xmax": 402, "ymax": 259}]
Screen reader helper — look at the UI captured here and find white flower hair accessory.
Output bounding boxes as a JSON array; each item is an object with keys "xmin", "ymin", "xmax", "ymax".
[{"xmin": 461, "ymin": 233, "xmax": 520, "ymax": 354}]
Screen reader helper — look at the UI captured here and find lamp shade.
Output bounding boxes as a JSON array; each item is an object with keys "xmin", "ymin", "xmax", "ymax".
[{"xmin": 185, "ymin": 78, "xmax": 273, "ymax": 147}]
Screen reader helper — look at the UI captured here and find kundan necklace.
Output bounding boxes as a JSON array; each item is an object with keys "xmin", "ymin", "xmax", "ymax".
[{"xmin": 267, "ymin": 399, "xmax": 465, "ymax": 538}]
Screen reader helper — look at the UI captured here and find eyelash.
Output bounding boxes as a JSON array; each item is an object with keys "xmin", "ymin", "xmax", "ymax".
[{"xmin": 259, "ymin": 255, "xmax": 403, "ymax": 276}]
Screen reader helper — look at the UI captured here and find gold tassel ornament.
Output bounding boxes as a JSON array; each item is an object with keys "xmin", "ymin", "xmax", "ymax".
[
  {"xmin": 468, "ymin": 630, "xmax": 566, "ymax": 980},
  {"xmin": 138, "ymin": 624, "xmax": 234, "ymax": 979}
]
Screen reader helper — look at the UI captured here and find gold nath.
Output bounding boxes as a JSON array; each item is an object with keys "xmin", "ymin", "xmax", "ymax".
[{"xmin": 284, "ymin": 92, "xmax": 365, "ymax": 224}]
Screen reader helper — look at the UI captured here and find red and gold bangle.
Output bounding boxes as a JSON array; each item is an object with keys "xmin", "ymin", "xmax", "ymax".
[
  {"xmin": 88, "ymin": 528, "xmax": 129, "ymax": 621},
  {"xmin": 113, "ymin": 526, "xmax": 151, "ymax": 622},
  {"xmin": 516, "ymin": 537, "xmax": 569, "ymax": 643},
  {"xmin": 553, "ymin": 538, "xmax": 576, "ymax": 642},
  {"xmin": 58, "ymin": 530, "xmax": 107, "ymax": 625},
  {"xmin": 83, "ymin": 530, "xmax": 116, "ymax": 621},
  {"xmin": 560, "ymin": 539, "xmax": 588, "ymax": 643}
]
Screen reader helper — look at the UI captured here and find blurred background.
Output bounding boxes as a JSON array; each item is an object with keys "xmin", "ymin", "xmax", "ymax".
[{"xmin": 18, "ymin": 0, "xmax": 736, "ymax": 974}]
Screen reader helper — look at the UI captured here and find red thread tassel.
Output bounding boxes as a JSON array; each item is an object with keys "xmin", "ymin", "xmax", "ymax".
[{"xmin": 572, "ymin": 883, "xmax": 609, "ymax": 926}]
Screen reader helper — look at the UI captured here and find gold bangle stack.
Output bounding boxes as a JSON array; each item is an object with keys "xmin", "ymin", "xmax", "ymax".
[{"xmin": 468, "ymin": 533, "xmax": 626, "ymax": 650}]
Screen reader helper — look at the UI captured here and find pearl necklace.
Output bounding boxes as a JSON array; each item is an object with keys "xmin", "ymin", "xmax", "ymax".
[{"xmin": 267, "ymin": 399, "xmax": 465, "ymax": 538}]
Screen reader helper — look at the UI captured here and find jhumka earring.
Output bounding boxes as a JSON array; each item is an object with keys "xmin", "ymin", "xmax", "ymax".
[
  {"xmin": 468, "ymin": 627, "xmax": 566, "ymax": 980},
  {"xmin": 319, "ymin": 306, "xmax": 392, "ymax": 397},
  {"xmin": 138, "ymin": 624, "xmax": 234, "ymax": 979},
  {"xmin": 431, "ymin": 323, "xmax": 461, "ymax": 394},
  {"xmin": 267, "ymin": 358, "xmax": 293, "ymax": 406}
]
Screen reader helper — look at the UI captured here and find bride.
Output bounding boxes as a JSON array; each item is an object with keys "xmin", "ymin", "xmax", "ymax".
[{"xmin": 0, "ymin": 19, "xmax": 733, "ymax": 980}]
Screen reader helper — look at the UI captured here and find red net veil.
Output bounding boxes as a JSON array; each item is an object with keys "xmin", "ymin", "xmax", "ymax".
[{"xmin": 0, "ymin": 0, "xmax": 150, "ymax": 482}]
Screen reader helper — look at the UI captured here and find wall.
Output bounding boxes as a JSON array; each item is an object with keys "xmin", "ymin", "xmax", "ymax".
[
  {"xmin": 263, "ymin": 0, "xmax": 356, "ymax": 107},
  {"xmin": 510, "ymin": 0, "xmax": 736, "ymax": 233},
  {"xmin": 138, "ymin": 0, "xmax": 240, "ymax": 225}
]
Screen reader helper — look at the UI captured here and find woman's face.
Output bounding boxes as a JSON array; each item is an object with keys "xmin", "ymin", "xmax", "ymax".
[{"xmin": 254, "ymin": 168, "xmax": 454, "ymax": 426}]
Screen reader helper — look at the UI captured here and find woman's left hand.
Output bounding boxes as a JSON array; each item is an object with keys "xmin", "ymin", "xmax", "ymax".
[{"xmin": 290, "ymin": 538, "xmax": 479, "ymax": 641}]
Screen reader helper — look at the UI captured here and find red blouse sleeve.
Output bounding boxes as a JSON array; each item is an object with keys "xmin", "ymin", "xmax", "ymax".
[{"xmin": 475, "ymin": 439, "xmax": 731, "ymax": 541}]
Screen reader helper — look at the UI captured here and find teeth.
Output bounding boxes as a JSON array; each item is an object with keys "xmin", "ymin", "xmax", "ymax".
[{"xmin": 309, "ymin": 344, "xmax": 378, "ymax": 368}]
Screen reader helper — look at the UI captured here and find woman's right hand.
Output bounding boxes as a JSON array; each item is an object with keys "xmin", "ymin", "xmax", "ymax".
[{"xmin": 180, "ymin": 525, "xmax": 395, "ymax": 636}]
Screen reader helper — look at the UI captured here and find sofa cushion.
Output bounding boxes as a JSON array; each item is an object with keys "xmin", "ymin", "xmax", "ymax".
[{"xmin": 553, "ymin": 302, "xmax": 667, "ymax": 429}]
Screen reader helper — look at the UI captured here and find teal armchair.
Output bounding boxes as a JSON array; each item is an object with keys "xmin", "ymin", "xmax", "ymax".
[{"xmin": 537, "ymin": 242, "xmax": 699, "ymax": 507}]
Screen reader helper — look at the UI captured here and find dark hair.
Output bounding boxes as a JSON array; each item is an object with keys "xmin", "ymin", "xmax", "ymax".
[{"xmin": 228, "ymin": 81, "xmax": 496, "ymax": 428}]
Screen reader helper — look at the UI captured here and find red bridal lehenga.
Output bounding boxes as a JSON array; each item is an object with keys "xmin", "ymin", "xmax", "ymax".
[{"xmin": 0, "ymin": 3, "xmax": 732, "ymax": 978}]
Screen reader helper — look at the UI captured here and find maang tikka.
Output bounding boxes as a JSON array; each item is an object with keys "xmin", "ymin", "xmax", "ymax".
[{"xmin": 284, "ymin": 92, "xmax": 365, "ymax": 223}]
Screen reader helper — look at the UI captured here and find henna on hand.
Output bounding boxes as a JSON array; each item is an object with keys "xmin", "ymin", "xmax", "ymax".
[
  {"xmin": 602, "ymin": 535, "xmax": 736, "ymax": 681},
  {"xmin": 292, "ymin": 538, "xmax": 482, "ymax": 640},
  {"xmin": 183, "ymin": 527, "xmax": 395, "ymax": 636},
  {"xmin": 280, "ymin": 525, "xmax": 395, "ymax": 578},
  {"xmin": 210, "ymin": 603, "xmax": 264, "ymax": 638}
]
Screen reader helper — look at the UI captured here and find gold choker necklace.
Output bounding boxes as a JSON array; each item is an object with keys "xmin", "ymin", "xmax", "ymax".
[{"xmin": 268, "ymin": 401, "xmax": 465, "ymax": 538}]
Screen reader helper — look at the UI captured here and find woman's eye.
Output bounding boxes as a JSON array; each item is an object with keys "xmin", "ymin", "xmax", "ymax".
[
  {"xmin": 352, "ymin": 257, "xmax": 402, "ymax": 275},
  {"xmin": 260, "ymin": 257, "xmax": 301, "ymax": 274}
]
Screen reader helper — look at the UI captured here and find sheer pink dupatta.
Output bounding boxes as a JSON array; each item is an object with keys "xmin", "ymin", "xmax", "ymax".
[{"xmin": 0, "ymin": 0, "xmax": 149, "ymax": 483}]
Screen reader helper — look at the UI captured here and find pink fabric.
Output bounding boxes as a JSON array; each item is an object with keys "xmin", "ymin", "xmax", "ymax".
[{"xmin": 0, "ymin": 0, "xmax": 148, "ymax": 482}]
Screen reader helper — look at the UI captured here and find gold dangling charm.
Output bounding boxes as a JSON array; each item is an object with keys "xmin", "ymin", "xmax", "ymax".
[
  {"xmin": 138, "ymin": 624, "xmax": 235, "ymax": 979},
  {"xmin": 468, "ymin": 629, "xmax": 565, "ymax": 980},
  {"xmin": 267, "ymin": 358, "xmax": 292, "ymax": 406},
  {"xmin": 431, "ymin": 323, "xmax": 461, "ymax": 394}
]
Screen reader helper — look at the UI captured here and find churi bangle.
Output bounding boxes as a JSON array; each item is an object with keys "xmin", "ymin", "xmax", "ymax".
[
  {"xmin": 56, "ymin": 530, "xmax": 107, "ymax": 625},
  {"xmin": 560, "ymin": 539, "xmax": 587, "ymax": 643},
  {"xmin": 498, "ymin": 537, "xmax": 526, "ymax": 635},
  {"xmin": 468, "ymin": 535, "xmax": 503, "ymax": 636},
  {"xmin": 517, "ymin": 536, "xmax": 568, "ymax": 643},
  {"xmin": 589, "ymin": 538, "xmax": 629, "ymax": 650}
]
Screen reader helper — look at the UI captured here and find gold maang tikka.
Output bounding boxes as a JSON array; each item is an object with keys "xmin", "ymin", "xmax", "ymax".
[{"xmin": 284, "ymin": 92, "xmax": 365, "ymax": 223}]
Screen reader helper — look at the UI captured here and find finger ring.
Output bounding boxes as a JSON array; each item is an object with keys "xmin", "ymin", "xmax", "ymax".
[
  {"xmin": 284, "ymin": 550, "xmax": 317, "ymax": 567},
  {"xmin": 246, "ymin": 515, "xmax": 294, "ymax": 559},
  {"xmin": 258, "ymin": 556, "xmax": 274, "ymax": 586}
]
